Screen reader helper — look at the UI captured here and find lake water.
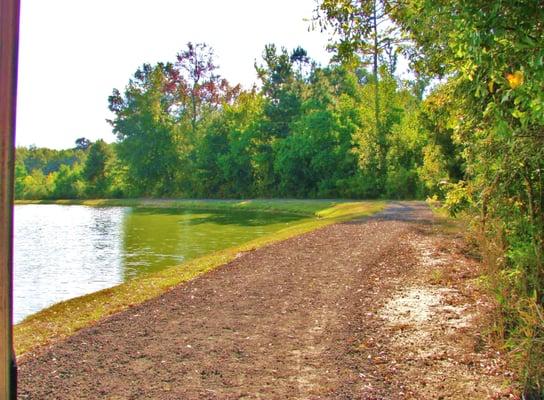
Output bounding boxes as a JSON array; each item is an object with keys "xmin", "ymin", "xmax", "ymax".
[{"xmin": 14, "ymin": 204, "xmax": 305, "ymax": 323}]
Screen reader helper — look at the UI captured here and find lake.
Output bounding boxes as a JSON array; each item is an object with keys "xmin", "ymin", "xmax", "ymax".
[{"xmin": 14, "ymin": 204, "xmax": 306, "ymax": 323}]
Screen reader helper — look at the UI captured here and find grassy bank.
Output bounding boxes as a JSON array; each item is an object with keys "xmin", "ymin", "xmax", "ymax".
[
  {"xmin": 14, "ymin": 199, "xmax": 385, "ymax": 356},
  {"xmin": 15, "ymin": 198, "xmax": 344, "ymax": 216}
]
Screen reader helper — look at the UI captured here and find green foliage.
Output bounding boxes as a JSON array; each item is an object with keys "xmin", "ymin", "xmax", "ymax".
[
  {"xmin": 108, "ymin": 43, "xmax": 241, "ymax": 197},
  {"xmin": 314, "ymin": 0, "xmax": 401, "ymax": 72},
  {"xmin": 417, "ymin": 81, "xmax": 465, "ymax": 196},
  {"xmin": 274, "ymin": 67, "xmax": 359, "ymax": 198},
  {"xmin": 217, "ymin": 91, "xmax": 263, "ymax": 197},
  {"xmin": 256, "ymin": 44, "xmax": 304, "ymax": 139},
  {"xmin": 14, "ymin": 159, "xmax": 27, "ymax": 199},
  {"xmin": 105, "ymin": 42, "xmax": 431, "ymax": 200},
  {"xmin": 20, "ymin": 169, "xmax": 53, "ymax": 200},
  {"xmin": 386, "ymin": 94, "xmax": 426, "ymax": 198},
  {"xmin": 391, "ymin": 0, "xmax": 544, "ymax": 393},
  {"xmin": 16, "ymin": 145, "xmax": 86, "ymax": 176},
  {"xmin": 52, "ymin": 164, "xmax": 85, "ymax": 199},
  {"xmin": 108, "ymin": 63, "xmax": 185, "ymax": 196},
  {"xmin": 21, "ymin": 42, "xmax": 433, "ymax": 202},
  {"xmin": 15, "ymin": 142, "xmax": 89, "ymax": 200},
  {"xmin": 83, "ymin": 140, "xmax": 116, "ymax": 198}
]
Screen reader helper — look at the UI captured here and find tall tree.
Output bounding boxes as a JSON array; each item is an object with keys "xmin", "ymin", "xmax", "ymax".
[
  {"xmin": 253, "ymin": 45, "xmax": 312, "ymax": 195},
  {"xmin": 83, "ymin": 139, "xmax": 114, "ymax": 197},
  {"xmin": 174, "ymin": 42, "xmax": 240, "ymax": 136},
  {"xmin": 108, "ymin": 43, "xmax": 240, "ymax": 196},
  {"xmin": 314, "ymin": 0, "xmax": 403, "ymax": 184},
  {"xmin": 108, "ymin": 62, "xmax": 182, "ymax": 196},
  {"xmin": 255, "ymin": 44, "xmax": 304, "ymax": 138}
]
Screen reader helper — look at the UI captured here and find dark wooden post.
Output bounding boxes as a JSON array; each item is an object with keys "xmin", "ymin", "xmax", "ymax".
[{"xmin": 0, "ymin": 0, "xmax": 20, "ymax": 398}]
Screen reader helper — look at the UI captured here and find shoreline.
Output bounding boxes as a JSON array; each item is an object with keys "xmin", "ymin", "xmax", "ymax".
[{"xmin": 14, "ymin": 198, "xmax": 349, "ymax": 217}]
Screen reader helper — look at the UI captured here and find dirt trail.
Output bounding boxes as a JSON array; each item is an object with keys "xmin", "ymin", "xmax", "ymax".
[{"xmin": 17, "ymin": 202, "xmax": 514, "ymax": 399}]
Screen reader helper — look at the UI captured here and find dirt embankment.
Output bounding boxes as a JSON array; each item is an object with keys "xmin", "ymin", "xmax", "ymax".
[{"xmin": 17, "ymin": 202, "xmax": 515, "ymax": 399}]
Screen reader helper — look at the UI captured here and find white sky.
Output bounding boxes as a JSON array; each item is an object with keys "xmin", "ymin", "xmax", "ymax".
[{"xmin": 16, "ymin": 0, "xmax": 332, "ymax": 149}]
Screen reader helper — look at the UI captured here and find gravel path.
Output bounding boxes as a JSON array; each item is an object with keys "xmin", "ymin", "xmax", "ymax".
[{"xmin": 17, "ymin": 202, "xmax": 514, "ymax": 399}]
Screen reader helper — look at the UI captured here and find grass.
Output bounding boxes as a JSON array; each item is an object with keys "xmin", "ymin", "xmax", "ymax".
[
  {"xmin": 15, "ymin": 198, "xmax": 343, "ymax": 216},
  {"xmin": 426, "ymin": 197, "xmax": 472, "ymax": 237},
  {"xmin": 14, "ymin": 199, "xmax": 385, "ymax": 356}
]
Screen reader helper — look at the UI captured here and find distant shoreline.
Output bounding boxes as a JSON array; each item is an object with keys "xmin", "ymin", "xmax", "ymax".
[{"xmin": 14, "ymin": 198, "xmax": 351, "ymax": 217}]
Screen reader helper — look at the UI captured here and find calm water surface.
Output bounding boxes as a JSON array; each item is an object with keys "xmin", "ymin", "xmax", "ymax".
[{"xmin": 14, "ymin": 204, "xmax": 304, "ymax": 323}]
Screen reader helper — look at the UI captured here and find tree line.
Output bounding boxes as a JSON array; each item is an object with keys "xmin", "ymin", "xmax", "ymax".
[{"xmin": 16, "ymin": 43, "xmax": 454, "ymax": 201}]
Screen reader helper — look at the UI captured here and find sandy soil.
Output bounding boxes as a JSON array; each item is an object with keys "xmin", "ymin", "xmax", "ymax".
[{"xmin": 17, "ymin": 202, "xmax": 516, "ymax": 399}]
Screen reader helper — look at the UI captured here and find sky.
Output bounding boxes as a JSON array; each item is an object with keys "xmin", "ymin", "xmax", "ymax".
[{"xmin": 16, "ymin": 0, "xmax": 332, "ymax": 150}]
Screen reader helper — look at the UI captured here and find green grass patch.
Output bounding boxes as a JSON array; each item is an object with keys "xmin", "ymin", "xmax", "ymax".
[
  {"xmin": 15, "ymin": 198, "xmax": 344, "ymax": 216},
  {"xmin": 14, "ymin": 199, "xmax": 385, "ymax": 355}
]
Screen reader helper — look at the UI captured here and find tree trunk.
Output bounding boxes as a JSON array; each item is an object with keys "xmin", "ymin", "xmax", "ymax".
[{"xmin": 372, "ymin": 0, "xmax": 384, "ymax": 183}]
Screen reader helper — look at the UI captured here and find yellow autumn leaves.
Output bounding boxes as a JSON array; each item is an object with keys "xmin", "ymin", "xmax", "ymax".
[
  {"xmin": 487, "ymin": 70, "xmax": 524, "ymax": 93},
  {"xmin": 506, "ymin": 70, "xmax": 524, "ymax": 89}
]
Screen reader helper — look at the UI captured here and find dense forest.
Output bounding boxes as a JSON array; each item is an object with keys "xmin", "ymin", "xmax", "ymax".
[
  {"xmin": 15, "ymin": 45, "xmax": 446, "ymax": 200},
  {"xmin": 15, "ymin": 0, "xmax": 543, "ymax": 393}
]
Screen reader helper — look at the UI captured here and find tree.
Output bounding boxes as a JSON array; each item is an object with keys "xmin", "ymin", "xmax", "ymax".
[
  {"xmin": 391, "ymin": 0, "xmax": 544, "ymax": 391},
  {"xmin": 256, "ymin": 44, "xmax": 305, "ymax": 139},
  {"xmin": 314, "ymin": 0, "xmax": 403, "ymax": 178},
  {"xmin": 16, "ymin": 145, "xmax": 86, "ymax": 177},
  {"xmin": 174, "ymin": 42, "xmax": 240, "ymax": 136},
  {"xmin": 217, "ymin": 91, "xmax": 264, "ymax": 197},
  {"xmin": 14, "ymin": 158, "xmax": 28, "ymax": 199},
  {"xmin": 290, "ymin": 46, "xmax": 311, "ymax": 79},
  {"xmin": 83, "ymin": 139, "xmax": 114, "ymax": 197},
  {"xmin": 416, "ymin": 81, "xmax": 464, "ymax": 195},
  {"xmin": 21, "ymin": 169, "xmax": 51, "ymax": 199},
  {"xmin": 52, "ymin": 164, "xmax": 85, "ymax": 199},
  {"xmin": 75, "ymin": 137, "xmax": 91, "ymax": 151},
  {"xmin": 385, "ymin": 86, "xmax": 425, "ymax": 199},
  {"xmin": 191, "ymin": 114, "xmax": 230, "ymax": 197},
  {"xmin": 253, "ymin": 45, "xmax": 310, "ymax": 195},
  {"xmin": 108, "ymin": 62, "xmax": 183, "ymax": 196},
  {"xmin": 109, "ymin": 43, "xmax": 240, "ymax": 196}
]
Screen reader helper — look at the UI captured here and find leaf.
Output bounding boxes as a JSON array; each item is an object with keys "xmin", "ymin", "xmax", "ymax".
[
  {"xmin": 506, "ymin": 71, "xmax": 524, "ymax": 89},
  {"xmin": 488, "ymin": 80, "xmax": 495, "ymax": 93},
  {"xmin": 511, "ymin": 108, "xmax": 525, "ymax": 120}
]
